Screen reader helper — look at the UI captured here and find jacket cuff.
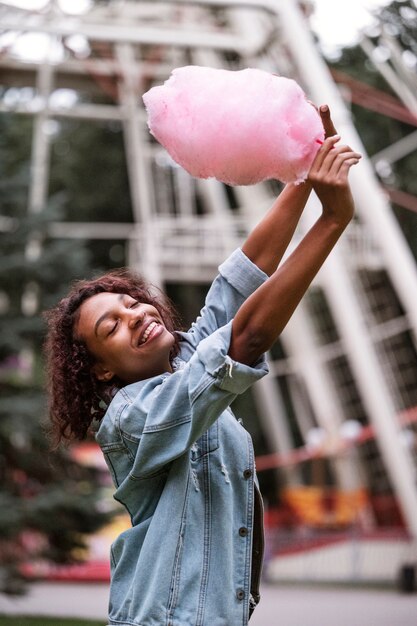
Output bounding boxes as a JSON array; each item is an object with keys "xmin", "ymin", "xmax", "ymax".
[
  {"xmin": 196, "ymin": 321, "xmax": 269, "ymax": 394},
  {"xmin": 219, "ymin": 248, "xmax": 268, "ymax": 299}
]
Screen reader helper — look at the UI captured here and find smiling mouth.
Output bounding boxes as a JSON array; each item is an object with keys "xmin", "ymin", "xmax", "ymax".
[{"xmin": 139, "ymin": 321, "xmax": 158, "ymax": 345}]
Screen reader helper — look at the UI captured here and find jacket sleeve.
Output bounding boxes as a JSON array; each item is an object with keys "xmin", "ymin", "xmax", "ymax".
[
  {"xmin": 177, "ymin": 248, "xmax": 268, "ymax": 361},
  {"xmin": 99, "ymin": 322, "xmax": 268, "ymax": 478}
]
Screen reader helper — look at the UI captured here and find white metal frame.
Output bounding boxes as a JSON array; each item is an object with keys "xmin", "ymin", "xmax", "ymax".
[{"xmin": 1, "ymin": 0, "xmax": 417, "ymax": 539}]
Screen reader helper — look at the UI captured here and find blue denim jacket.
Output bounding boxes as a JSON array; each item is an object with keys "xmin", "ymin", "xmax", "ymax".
[{"xmin": 96, "ymin": 249, "xmax": 269, "ymax": 626}]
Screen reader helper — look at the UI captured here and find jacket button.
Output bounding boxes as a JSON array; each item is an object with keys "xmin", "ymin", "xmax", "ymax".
[
  {"xmin": 239, "ymin": 526, "xmax": 248, "ymax": 537},
  {"xmin": 236, "ymin": 588, "xmax": 245, "ymax": 601},
  {"xmin": 243, "ymin": 469, "xmax": 252, "ymax": 479}
]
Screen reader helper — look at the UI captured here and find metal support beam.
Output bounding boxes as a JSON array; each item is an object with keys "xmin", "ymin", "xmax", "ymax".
[
  {"xmin": 116, "ymin": 42, "xmax": 161, "ymax": 285},
  {"xmin": 371, "ymin": 129, "xmax": 417, "ymax": 166},
  {"xmin": 361, "ymin": 37, "xmax": 417, "ymax": 116},
  {"xmin": 282, "ymin": 302, "xmax": 363, "ymax": 492},
  {"xmin": 0, "ymin": 9, "xmax": 272, "ymax": 55},
  {"xmin": 252, "ymin": 374, "xmax": 301, "ymax": 487},
  {"xmin": 28, "ymin": 56, "xmax": 54, "ymax": 215},
  {"xmin": 319, "ymin": 243, "xmax": 417, "ymax": 537}
]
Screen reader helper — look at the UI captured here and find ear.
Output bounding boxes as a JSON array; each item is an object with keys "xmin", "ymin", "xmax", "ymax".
[{"xmin": 92, "ymin": 362, "xmax": 114, "ymax": 382}]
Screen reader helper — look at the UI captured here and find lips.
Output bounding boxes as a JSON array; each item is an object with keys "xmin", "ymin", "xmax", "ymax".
[{"xmin": 138, "ymin": 321, "xmax": 159, "ymax": 346}]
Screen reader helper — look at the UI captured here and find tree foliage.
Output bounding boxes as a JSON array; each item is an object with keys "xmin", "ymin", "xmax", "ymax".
[{"xmin": 0, "ymin": 112, "xmax": 115, "ymax": 594}]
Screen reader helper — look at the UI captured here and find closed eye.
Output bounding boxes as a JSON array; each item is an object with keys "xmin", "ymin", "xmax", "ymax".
[
  {"xmin": 107, "ymin": 320, "xmax": 119, "ymax": 336},
  {"xmin": 103, "ymin": 298, "xmax": 139, "ymax": 337}
]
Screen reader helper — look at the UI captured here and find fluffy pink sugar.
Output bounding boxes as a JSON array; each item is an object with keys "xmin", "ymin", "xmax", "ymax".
[{"xmin": 143, "ymin": 66, "xmax": 324, "ymax": 185}]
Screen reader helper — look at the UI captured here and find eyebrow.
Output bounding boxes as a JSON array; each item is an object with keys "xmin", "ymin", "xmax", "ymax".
[{"xmin": 94, "ymin": 293, "xmax": 126, "ymax": 337}]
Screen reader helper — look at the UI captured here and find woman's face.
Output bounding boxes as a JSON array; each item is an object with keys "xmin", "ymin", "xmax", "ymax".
[{"xmin": 75, "ymin": 292, "xmax": 176, "ymax": 384}]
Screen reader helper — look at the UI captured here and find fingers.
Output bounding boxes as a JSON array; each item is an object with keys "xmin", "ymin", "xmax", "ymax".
[
  {"xmin": 319, "ymin": 104, "xmax": 338, "ymax": 138},
  {"xmin": 310, "ymin": 135, "xmax": 341, "ymax": 173},
  {"xmin": 328, "ymin": 151, "xmax": 361, "ymax": 180},
  {"xmin": 324, "ymin": 147, "xmax": 362, "ymax": 178},
  {"xmin": 310, "ymin": 140, "xmax": 362, "ymax": 185},
  {"xmin": 321, "ymin": 145, "xmax": 361, "ymax": 175}
]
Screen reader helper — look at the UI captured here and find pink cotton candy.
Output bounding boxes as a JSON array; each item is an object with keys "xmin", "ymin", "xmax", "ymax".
[{"xmin": 142, "ymin": 66, "xmax": 324, "ymax": 186}]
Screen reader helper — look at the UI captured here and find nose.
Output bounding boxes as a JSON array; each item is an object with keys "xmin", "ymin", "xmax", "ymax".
[{"xmin": 128, "ymin": 307, "xmax": 145, "ymax": 329}]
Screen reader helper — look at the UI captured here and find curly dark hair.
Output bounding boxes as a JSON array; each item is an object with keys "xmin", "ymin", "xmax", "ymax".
[{"xmin": 44, "ymin": 269, "xmax": 181, "ymax": 447}]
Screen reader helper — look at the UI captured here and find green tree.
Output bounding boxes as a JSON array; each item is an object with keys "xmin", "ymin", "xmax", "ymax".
[{"xmin": 0, "ymin": 112, "xmax": 114, "ymax": 594}]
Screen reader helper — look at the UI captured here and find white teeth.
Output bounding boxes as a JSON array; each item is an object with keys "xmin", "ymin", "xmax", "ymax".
[{"xmin": 140, "ymin": 322, "xmax": 157, "ymax": 344}]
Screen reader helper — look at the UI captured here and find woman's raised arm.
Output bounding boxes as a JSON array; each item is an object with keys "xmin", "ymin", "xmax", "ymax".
[
  {"xmin": 241, "ymin": 105, "xmax": 337, "ymax": 276},
  {"xmin": 229, "ymin": 134, "xmax": 361, "ymax": 366}
]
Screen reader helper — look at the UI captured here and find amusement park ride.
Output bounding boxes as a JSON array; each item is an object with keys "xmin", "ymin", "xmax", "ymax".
[{"xmin": 1, "ymin": 0, "xmax": 417, "ymax": 576}]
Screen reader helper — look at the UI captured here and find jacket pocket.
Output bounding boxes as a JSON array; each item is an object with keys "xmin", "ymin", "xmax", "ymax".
[{"xmin": 103, "ymin": 444, "xmax": 134, "ymax": 488}]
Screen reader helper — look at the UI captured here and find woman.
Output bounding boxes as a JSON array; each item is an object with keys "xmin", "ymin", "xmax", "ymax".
[{"xmin": 44, "ymin": 107, "xmax": 360, "ymax": 626}]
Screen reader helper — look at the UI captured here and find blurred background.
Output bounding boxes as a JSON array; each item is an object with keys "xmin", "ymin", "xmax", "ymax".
[{"xmin": 0, "ymin": 0, "xmax": 417, "ymax": 622}]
